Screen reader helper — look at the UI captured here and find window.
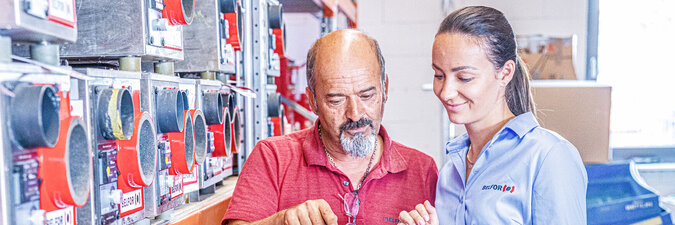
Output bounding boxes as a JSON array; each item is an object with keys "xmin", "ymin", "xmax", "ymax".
[{"xmin": 597, "ymin": 0, "xmax": 675, "ymax": 148}]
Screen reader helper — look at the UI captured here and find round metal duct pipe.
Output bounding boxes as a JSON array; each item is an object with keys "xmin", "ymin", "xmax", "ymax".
[
  {"xmin": 181, "ymin": 90, "xmax": 190, "ymax": 111},
  {"xmin": 11, "ymin": 85, "xmax": 60, "ymax": 149},
  {"xmin": 220, "ymin": 0, "xmax": 236, "ymax": 13},
  {"xmin": 190, "ymin": 109, "xmax": 208, "ymax": 165},
  {"xmin": 230, "ymin": 106, "xmax": 241, "ymax": 153},
  {"xmin": 268, "ymin": 3, "xmax": 283, "ymax": 29},
  {"xmin": 223, "ymin": 109, "xmax": 232, "ymax": 156},
  {"xmin": 163, "ymin": 0, "xmax": 195, "ymax": 25},
  {"xmin": 97, "ymin": 88, "xmax": 135, "ymax": 140},
  {"xmin": 117, "ymin": 112, "xmax": 158, "ymax": 187},
  {"xmin": 156, "ymin": 89, "xmax": 185, "ymax": 133},
  {"xmin": 221, "ymin": 0, "xmax": 242, "ymax": 50},
  {"xmin": 267, "ymin": 92, "xmax": 282, "ymax": 117},
  {"xmin": 38, "ymin": 117, "xmax": 92, "ymax": 208},
  {"xmin": 227, "ymin": 92, "xmax": 237, "ymax": 117},
  {"xmin": 209, "ymin": 108, "xmax": 231, "ymax": 157},
  {"xmin": 65, "ymin": 118, "xmax": 91, "ymax": 206},
  {"xmin": 169, "ymin": 111, "xmax": 195, "ymax": 174},
  {"xmin": 202, "ymin": 92, "xmax": 223, "ymax": 125}
]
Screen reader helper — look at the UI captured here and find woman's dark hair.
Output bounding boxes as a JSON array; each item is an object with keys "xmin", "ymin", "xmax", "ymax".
[{"xmin": 437, "ymin": 6, "xmax": 534, "ymax": 115}]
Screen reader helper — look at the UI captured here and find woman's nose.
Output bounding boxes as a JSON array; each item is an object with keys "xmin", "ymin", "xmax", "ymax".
[{"xmin": 437, "ymin": 81, "xmax": 459, "ymax": 103}]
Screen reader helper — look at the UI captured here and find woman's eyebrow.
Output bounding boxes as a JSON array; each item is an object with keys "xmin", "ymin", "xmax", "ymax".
[
  {"xmin": 451, "ymin": 65, "xmax": 478, "ymax": 72},
  {"xmin": 432, "ymin": 64, "xmax": 478, "ymax": 72}
]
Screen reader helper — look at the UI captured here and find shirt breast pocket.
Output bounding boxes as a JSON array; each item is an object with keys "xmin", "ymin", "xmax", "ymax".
[{"xmin": 473, "ymin": 175, "xmax": 526, "ymax": 225}]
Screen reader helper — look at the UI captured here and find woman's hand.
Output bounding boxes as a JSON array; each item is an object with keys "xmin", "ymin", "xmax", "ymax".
[{"xmin": 397, "ymin": 200, "xmax": 438, "ymax": 225}]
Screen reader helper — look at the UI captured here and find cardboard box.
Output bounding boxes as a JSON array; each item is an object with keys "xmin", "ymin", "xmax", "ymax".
[
  {"xmin": 518, "ymin": 35, "xmax": 578, "ymax": 80},
  {"xmin": 531, "ymin": 81, "xmax": 612, "ymax": 164}
]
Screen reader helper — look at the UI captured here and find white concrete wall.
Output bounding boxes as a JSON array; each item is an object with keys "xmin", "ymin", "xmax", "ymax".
[
  {"xmin": 358, "ymin": 0, "xmax": 588, "ymax": 167},
  {"xmin": 358, "ymin": 0, "xmax": 447, "ymax": 167}
]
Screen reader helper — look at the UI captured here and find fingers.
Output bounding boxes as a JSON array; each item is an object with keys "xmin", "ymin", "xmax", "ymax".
[
  {"xmin": 399, "ymin": 210, "xmax": 415, "ymax": 225},
  {"xmin": 409, "ymin": 210, "xmax": 426, "ymax": 225},
  {"xmin": 305, "ymin": 201, "xmax": 324, "ymax": 225},
  {"xmin": 424, "ymin": 200, "xmax": 439, "ymax": 225},
  {"xmin": 295, "ymin": 203, "xmax": 312, "ymax": 225},
  {"xmin": 415, "ymin": 204, "xmax": 430, "ymax": 222},
  {"xmin": 399, "ymin": 202, "xmax": 436, "ymax": 225},
  {"xmin": 317, "ymin": 199, "xmax": 338, "ymax": 225},
  {"xmin": 424, "ymin": 200, "xmax": 436, "ymax": 216},
  {"xmin": 284, "ymin": 209, "xmax": 301, "ymax": 225},
  {"xmin": 285, "ymin": 199, "xmax": 336, "ymax": 225}
]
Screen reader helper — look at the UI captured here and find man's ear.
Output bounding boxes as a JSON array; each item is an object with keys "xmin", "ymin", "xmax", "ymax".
[
  {"xmin": 383, "ymin": 74, "xmax": 389, "ymax": 103},
  {"xmin": 497, "ymin": 60, "xmax": 516, "ymax": 87},
  {"xmin": 306, "ymin": 87, "xmax": 319, "ymax": 114}
]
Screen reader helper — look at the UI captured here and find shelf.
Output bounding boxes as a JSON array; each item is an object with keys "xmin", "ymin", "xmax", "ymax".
[
  {"xmin": 151, "ymin": 176, "xmax": 238, "ymax": 225},
  {"xmin": 280, "ymin": 0, "xmax": 357, "ymax": 25}
]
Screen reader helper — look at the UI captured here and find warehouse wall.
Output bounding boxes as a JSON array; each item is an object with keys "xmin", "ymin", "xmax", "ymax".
[
  {"xmin": 358, "ymin": 0, "xmax": 589, "ymax": 167},
  {"xmin": 358, "ymin": 0, "xmax": 447, "ymax": 167}
]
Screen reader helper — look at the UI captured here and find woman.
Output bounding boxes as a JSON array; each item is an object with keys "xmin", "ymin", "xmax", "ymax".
[{"xmin": 398, "ymin": 6, "xmax": 587, "ymax": 225}]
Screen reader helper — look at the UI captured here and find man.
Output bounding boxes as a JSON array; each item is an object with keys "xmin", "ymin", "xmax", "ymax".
[{"xmin": 222, "ymin": 29, "xmax": 438, "ymax": 225}]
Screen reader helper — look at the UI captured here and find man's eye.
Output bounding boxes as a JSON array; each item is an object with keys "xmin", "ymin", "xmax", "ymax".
[
  {"xmin": 459, "ymin": 77, "xmax": 474, "ymax": 82},
  {"xmin": 434, "ymin": 74, "xmax": 444, "ymax": 80}
]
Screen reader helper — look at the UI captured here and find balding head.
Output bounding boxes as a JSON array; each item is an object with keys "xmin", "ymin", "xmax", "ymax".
[{"xmin": 306, "ymin": 29, "xmax": 385, "ymax": 92}]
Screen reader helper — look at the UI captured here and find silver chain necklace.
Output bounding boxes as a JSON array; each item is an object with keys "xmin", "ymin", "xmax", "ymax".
[{"xmin": 318, "ymin": 123, "xmax": 377, "ymax": 191}]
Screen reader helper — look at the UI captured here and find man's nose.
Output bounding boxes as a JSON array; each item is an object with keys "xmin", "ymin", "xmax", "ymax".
[{"xmin": 345, "ymin": 97, "xmax": 365, "ymax": 122}]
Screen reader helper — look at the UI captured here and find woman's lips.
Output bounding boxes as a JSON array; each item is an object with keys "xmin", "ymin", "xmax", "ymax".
[{"xmin": 446, "ymin": 102, "xmax": 467, "ymax": 111}]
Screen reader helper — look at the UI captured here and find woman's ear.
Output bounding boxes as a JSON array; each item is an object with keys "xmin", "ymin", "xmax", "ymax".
[{"xmin": 497, "ymin": 59, "xmax": 516, "ymax": 86}]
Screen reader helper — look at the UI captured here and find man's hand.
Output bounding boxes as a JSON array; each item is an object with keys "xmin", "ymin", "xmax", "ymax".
[
  {"xmin": 228, "ymin": 199, "xmax": 338, "ymax": 225},
  {"xmin": 397, "ymin": 200, "xmax": 438, "ymax": 225},
  {"xmin": 282, "ymin": 199, "xmax": 338, "ymax": 225}
]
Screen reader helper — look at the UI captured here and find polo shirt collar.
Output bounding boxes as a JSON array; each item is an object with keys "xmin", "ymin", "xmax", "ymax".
[
  {"xmin": 302, "ymin": 121, "xmax": 407, "ymax": 174},
  {"xmin": 445, "ymin": 112, "xmax": 538, "ymax": 154},
  {"xmin": 503, "ymin": 112, "xmax": 539, "ymax": 139},
  {"xmin": 446, "ymin": 133, "xmax": 469, "ymax": 154}
]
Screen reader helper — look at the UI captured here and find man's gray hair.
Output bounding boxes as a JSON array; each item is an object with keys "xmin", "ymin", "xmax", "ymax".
[{"xmin": 306, "ymin": 32, "xmax": 386, "ymax": 92}]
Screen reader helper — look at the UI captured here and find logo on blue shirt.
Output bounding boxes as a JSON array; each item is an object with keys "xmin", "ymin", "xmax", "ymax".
[{"xmin": 482, "ymin": 184, "xmax": 516, "ymax": 193}]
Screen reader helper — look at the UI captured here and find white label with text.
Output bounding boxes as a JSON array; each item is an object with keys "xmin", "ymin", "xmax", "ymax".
[
  {"xmin": 45, "ymin": 207, "xmax": 75, "ymax": 225},
  {"xmin": 49, "ymin": 0, "xmax": 75, "ymax": 23},
  {"xmin": 170, "ymin": 175, "xmax": 183, "ymax": 199},
  {"xmin": 119, "ymin": 189, "xmax": 144, "ymax": 214}
]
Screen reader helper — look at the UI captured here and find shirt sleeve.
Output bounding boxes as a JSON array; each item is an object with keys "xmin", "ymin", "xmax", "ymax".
[
  {"xmin": 222, "ymin": 141, "xmax": 280, "ymax": 224},
  {"xmin": 532, "ymin": 140, "xmax": 588, "ymax": 225},
  {"xmin": 426, "ymin": 160, "xmax": 439, "ymax": 204}
]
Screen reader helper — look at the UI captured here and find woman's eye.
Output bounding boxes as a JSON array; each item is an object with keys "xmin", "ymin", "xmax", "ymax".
[{"xmin": 434, "ymin": 74, "xmax": 444, "ymax": 80}]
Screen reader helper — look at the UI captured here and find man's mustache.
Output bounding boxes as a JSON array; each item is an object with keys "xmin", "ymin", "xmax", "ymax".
[{"xmin": 340, "ymin": 118, "xmax": 373, "ymax": 132}]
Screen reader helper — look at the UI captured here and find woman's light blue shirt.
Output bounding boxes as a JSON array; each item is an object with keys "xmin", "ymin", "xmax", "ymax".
[{"xmin": 436, "ymin": 112, "xmax": 588, "ymax": 225}]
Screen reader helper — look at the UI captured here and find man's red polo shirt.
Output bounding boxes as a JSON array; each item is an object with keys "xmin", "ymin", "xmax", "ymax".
[{"xmin": 222, "ymin": 124, "xmax": 438, "ymax": 224}]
